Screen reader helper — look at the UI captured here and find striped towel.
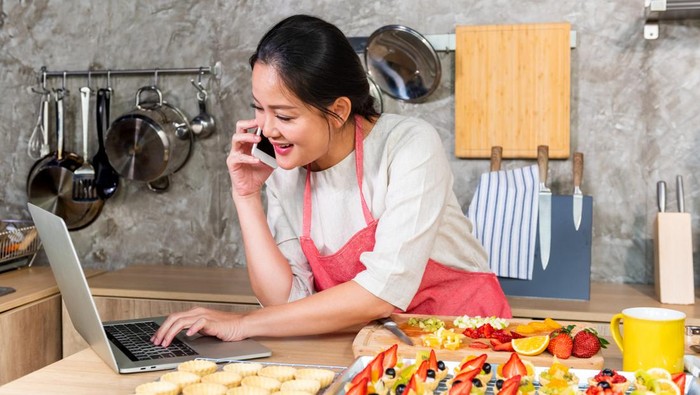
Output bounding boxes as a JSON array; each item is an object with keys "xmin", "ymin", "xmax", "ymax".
[{"xmin": 467, "ymin": 165, "xmax": 539, "ymax": 280}]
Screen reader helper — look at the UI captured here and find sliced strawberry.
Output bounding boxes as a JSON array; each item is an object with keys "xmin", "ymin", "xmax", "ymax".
[
  {"xmin": 477, "ymin": 323, "xmax": 495, "ymax": 338},
  {"xmin": 414, "ymin": 360, "xmax": 429, "ymax": 381},
  {"xmin": 463, "ymin": 328, "xmax": 479, "ymax": 339},
  {"xmin": 428, "ymin": 349, "xmax": 438, "ymax": 371},
  {"xmin": 350, "ymin": 352, "xmax": 383, "ymax": 387},
  {"xmin": 350, "ymin": 363, "xmax": 371, "ymax": 387},
  {"xmin": 346, "ymin": 377, "xmax": 368, "ymax": 395},
  {"xmin": 490, "ymin": 338, "xmax": 503, "ymax": 347},
  {"xmin": 501, "ymin": 353, "xmax": 527, "ymax": 378},
  {"xmin": 468, "ymin": 341, "xmax": 490, "ymax": 349},
  {"xmin": 382, "ymin": 344, "xmax": 398, "ymax": 371},
  {"xmin": 510, "ymin": 331, "xmax": 525, "ymax": 339},
  {"xmin": 449, "ymin": 378, "xmax": 474, "ymax": 395},
  {"xmin": 494, "ymin": 342, "xmax": 514, "ymax": 352},
  {"xmin": 453, "ymin": 366, "xmax": 481, "ymax": 384},
  {"xmin": 672, "ymin": 372, "xmax": 686, "ymax": 394},
  {"xmin": 499, "ymin": 375, "xmax": 521, "ymax": 395},
  {"xmin": 459, "ymin": 354, "xmax": 488, "ymax": 372},
  {"xmin": 405, "ymin": 373, "xmax": 419, "ymax": 395}
]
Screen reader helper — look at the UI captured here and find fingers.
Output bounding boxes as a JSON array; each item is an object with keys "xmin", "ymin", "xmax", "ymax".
[{"xmin": 152, "ymin": 308, "xmax": 206, "ymax": 347}]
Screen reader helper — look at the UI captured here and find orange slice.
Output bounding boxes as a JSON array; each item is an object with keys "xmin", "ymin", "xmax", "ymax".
[{"xmin": 511, "ymin": 335, "xmax": 550, "ymax": 356}]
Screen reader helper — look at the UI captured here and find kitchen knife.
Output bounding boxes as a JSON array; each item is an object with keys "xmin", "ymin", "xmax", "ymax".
[
  {"xmin": 537, "ymin": 145, "xmax": 552, "ymax": 270},
  {"xmin": 677, "ymin": 175, "xmax": 685, "ymax": 212},
  {"xmin": 572, "ymin": 152, "xmax": 584, "ymax": 231},
  {"xmin": 376, "ymin": 317, "xmax": 414, "ymax": 346},
  {"xmin": 657, "ymin": 181, "xmax": 666, "ymax": 213},
  {"xmin": 490, "ymin": 146, "xmax": 503, "ymax": 172}
]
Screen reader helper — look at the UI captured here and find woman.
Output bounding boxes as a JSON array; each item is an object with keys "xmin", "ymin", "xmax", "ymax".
[{"xmin": 152, "ymin": 14, "xmax": 510, "ymax": 347}]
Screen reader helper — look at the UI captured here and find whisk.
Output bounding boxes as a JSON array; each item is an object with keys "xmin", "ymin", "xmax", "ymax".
[{"xmin": 27, "ymin": 94, "xmax": 50, "ymax": 160}]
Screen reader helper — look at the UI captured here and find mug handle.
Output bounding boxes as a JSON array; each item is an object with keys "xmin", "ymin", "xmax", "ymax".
[{"xmin": 610, "ymin": 313, "xmax": 624, "ymax": 352}]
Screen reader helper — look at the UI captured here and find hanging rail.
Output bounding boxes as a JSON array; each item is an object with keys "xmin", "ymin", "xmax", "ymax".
[{"xmin": 37, "ymin": 62, "xmax": 222, "ymax": 80}]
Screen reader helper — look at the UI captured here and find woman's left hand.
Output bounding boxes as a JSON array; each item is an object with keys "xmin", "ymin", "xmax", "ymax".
[{"xmin": 151, "ymin": 307, "xmax": 247, "ymax": 347}]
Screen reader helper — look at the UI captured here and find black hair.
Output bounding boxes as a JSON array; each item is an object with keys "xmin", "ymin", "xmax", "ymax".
[{"xmin": 249, "ymin": 14, "xmax": 380, "ymax": 123}]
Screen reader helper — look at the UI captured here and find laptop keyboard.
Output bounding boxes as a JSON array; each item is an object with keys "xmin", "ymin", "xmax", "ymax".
[{"xmin": 104, "ymin": 321, "xmax": 199, "ymax": 362}]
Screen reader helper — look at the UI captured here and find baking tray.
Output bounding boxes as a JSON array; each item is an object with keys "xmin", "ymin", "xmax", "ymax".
[{"xmin": 324, "ymin": 356, "xmax": 697, "ymax": 395}]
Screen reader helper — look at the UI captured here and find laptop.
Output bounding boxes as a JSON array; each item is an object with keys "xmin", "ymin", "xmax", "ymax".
[{"xmin": 28, "ymin": 203, "xmax": 272, "ymax": 374}]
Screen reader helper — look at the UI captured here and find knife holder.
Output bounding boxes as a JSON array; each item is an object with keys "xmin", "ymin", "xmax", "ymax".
[{"xmin": 654, "ymin": 212, "xmax": 695, "ymax": 305}]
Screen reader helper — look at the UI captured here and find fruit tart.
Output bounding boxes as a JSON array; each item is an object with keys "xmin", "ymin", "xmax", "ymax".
[
  {"xmin": 453, "ymin": 354, "xmax": 492, "ymax": 386},
  {"xmin": 586, "ymin": 368, "xmax": 630, "ymax": 393},
  {"xmin": 585, "ymin": 381, "xmax": 626, "ymax": 395},
  {"xmin": 494, "ymin": 375, "xmax": 536, "ymax": 395},
  {"xmin": 539, "ymin": 359, "xmax": 580, "ymax": 389},
  {"xmin": 445, "ymin": 366, "xmax": 486, "ymax": 395}
]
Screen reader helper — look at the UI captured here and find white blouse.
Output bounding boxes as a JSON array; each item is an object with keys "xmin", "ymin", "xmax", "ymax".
[{"xmin": 265, "ymin": 114, "xmax": 489, "ymax": 310}]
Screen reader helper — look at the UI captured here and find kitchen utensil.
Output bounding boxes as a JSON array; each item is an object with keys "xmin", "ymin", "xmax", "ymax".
[
  {"xmin": 27, "ymin": 93, "xmax": 50, "ymax": 160},
  {"xmin": 376, "ymin": 317, "xmax": 414, "ymax": 346},
  {"xmin": 657, "ymin": 181, "xmax": 666, "ymax": 212},
  {"xmin": 190, "ymin": 82, "xmax": 216, "ymax": 138},
  {"xmin": 572, "ymin": 152, "xmax": 584, "ymax": 231},
  {"xmin": 365, "ymin": 25, "xmax": 441, "ymax": 102},
  {"xmin": 537, "ymin": 145, "xmax": 552, "ymax": 270},
  {"xmin": 367, "ymin": 75, "xmax": 383, "ymax": 113},
  {"xmin": 610, "ymin": 307, "xmax": 685, "ymax": 373},
  {"xmin": 490, "ymin": 146, "xmax": 502, "ymax": 172},
  {"xmin": 454, "ymin": 23, "xmax": 571, "ymax": 159},
  {"xmin": 105, "ymin": 85, "xmax": 192, "ymax": 184},
  {"xmin": 677, "ymin": 175, "xmax": 685, "ymax": 212},
  {"xmin": 92, "ymin": 88, "xmax": 119, "ymax": 199},
  {"xmin": 72, "ymin": 87, "xmax": 97, "ymax": 201},
  {"xmin": 26, "ymin": 89, "xmax": 104, "ymax": 231}
]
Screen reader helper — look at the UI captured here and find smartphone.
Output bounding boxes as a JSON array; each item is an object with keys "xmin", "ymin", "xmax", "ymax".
[{"xmin": 251, "ymin": 127, "xmax": 278, "ymax": 169}]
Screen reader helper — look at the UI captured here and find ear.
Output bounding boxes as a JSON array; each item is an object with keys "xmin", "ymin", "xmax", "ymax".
[{"xmin": 328, "ymin": 96, "xmax": 352, "ymax": 128}]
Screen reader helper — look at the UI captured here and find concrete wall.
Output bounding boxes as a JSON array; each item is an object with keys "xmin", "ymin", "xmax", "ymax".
[{"xmin": 1, "ymin": 0, "xmax": 698, "ymax": 285}]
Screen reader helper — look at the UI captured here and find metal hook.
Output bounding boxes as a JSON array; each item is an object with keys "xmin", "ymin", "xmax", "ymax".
[
  {"xmin": 107, "ymin": 70, "xmax": 112, "ymax": 91},
  {"xmin": 190, "ymin": 67, "xmax": 208, "ymax": 101},
  {"xmin": 87, "ymin": 70, "xmax": 93, "ymax": 91},
  {"xmin": 153, "ymin": 68, "xmax": 159, "ymax": 87},
  {"xmin": 62, "ymin": 71, "xmax": 67, "ymax": 91},
  {"xmin": 31, "ymin": 67, "xmax": 51, "ymax": 95}
]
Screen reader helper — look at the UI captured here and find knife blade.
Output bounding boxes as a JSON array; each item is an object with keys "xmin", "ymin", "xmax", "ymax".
[
  {"xmin": 376, "ymin": 317, "xmax": 414, "ymax": 346},
  {"xmin": 572, "ymin": 152, "xmax": 584, "ymax": 231},
  {"xmin": 677, "ymin": 175, "xmax": 685, "ymax": 213},
  {"xmin": 537, "ymin": 145, "xmax": 552, "ymax": 270}
]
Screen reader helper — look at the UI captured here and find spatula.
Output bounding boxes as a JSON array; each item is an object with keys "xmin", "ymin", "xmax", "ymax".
[{"xmin": 72, "ymin": 86, "xmax": 97, "ymax": 201}]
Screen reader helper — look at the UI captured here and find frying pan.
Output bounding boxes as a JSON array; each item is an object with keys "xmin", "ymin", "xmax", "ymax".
[
  {"xmin": 365, "ymin": 25, "xmax": 441, "ymax": 103},
  {"xmin": 26, "ymin": 89, "xmax": 103, "ymax": 231}
]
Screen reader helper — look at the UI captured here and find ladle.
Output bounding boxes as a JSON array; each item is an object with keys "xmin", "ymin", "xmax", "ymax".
[
  {"xmin": 190, "ymin": 81, "xmax": 216, "ymax": 138},
  {"xmin": 93, "ymin": 88, "xmax": 120, "ymax": 199}
]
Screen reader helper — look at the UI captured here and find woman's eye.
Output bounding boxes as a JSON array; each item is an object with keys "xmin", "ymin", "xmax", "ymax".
[
  {"xmin": 250, "ymin": 104, "xmax": 263, "ymax": 112},
  {"xmin": 276, "ymin": 115, "xmax": 292, "ymax": 122}
]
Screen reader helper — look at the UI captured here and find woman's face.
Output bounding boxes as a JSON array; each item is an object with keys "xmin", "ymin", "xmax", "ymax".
[{"xmin": 251, "ymin": 63, "xmax": 337, "ymax": 171}]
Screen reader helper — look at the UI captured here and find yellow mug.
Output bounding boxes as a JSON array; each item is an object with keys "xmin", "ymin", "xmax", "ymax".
[{"xmin": 610, "ymin": 307, "xmax": 685, "ymax": 373}]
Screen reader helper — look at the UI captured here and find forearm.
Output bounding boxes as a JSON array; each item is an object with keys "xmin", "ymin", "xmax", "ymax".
[
  {"xmin": 239, "ymin": 281, "xmax": 396, "ymax": 338},
  {"xmin": 233, "ymin": 192, "xmax": 293, "ymax": 305}
]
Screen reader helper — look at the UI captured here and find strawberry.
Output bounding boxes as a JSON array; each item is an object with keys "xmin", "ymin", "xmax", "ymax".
[
  {"xmin": 459, "ymin": 353, "xmax": 488, "ymax": 372},
  {"xmin": 346, "ymin": 377, "xmax": 368, "ymax": 395},
  {"xmin": 672, "ymin": 372, "xmax": 686, "ymax": 394},
  {"xmin": 547, "ymin": 325, "xmax": 574, "ymax": 359},
  {"xmin": 572, "ymin": 328, "xmax": 609, "ymax": 358},
  {"xmin": 500, "ymin": 353, "xmax": 527, "ymax": 378},
  {"xmin": 382, "ymin": 344, "xmax": 398, "ymax": 371},
  {"xmin": 449, "ymin": 377, "xmax": 474, "ymax": 395},
  {"xmin": 452, "ymin": 366, "xmax": 481, "ymax": 385},
  {"xmin": 497, "ymin": 375, "xmax": 522, "ymax": 395}
]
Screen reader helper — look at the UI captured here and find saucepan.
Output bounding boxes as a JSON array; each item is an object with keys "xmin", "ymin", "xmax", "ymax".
[
  {"xmin": 105, "ymin": 86, "xmax": 193, "ymax": 191},
  {"xmin": 365, "ymin": 25, "xmax": 441, "ymax": 103}
]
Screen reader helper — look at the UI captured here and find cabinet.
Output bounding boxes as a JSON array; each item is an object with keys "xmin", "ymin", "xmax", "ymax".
[{"xmin": 61, "ymin": 265, "xmax": 261, "ymax": 356}]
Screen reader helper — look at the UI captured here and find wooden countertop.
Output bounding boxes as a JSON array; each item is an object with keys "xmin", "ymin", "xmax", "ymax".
[
  {"xmin": 0, "ymin": 266, "xmax": 102, "ymax": 314},
  {"xmin": 87, "ymin": 264, "xmax": 259, "ymax": 304}
]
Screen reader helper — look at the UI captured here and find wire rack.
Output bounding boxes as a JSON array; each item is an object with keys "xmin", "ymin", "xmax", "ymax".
[{"xmin": 0, "ymin": 220, "xmax": 42, "ymax": 271}]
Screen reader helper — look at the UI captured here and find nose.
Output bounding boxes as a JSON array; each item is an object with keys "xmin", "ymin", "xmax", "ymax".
[{"xmin": 258, "ymin": 116, "xmax": 280, "ymax": 139}]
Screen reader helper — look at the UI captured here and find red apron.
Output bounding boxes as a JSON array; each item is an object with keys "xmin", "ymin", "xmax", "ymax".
[{"xmin": 298, "ymin": 116, "xmax": 511, "ymax": 317}]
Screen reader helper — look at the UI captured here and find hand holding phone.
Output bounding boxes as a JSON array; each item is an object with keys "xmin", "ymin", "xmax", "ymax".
[{"xmin": 251, "ymin": 127, "xmax": 278, "ymax": 169}]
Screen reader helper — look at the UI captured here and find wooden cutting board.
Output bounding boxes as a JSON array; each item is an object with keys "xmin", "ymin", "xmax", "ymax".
[
  {"xmin": 454, "ymin": 23, "xmax": 571, "ymax": 159},
  {"xmin": 352, "ymin": 314, "xmax": 603, "ymax": 369}
]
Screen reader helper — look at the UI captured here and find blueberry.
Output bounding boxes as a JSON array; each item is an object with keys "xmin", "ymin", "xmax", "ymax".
[
  {"xmin": 396, "ymin": 384, "xmax": 406, "ymax": 395},
  {"xmin": 602, "ymin": 368, "xmax": 614, "ymax": 376},
  {"xmin": 483, "ymin": 363, "xmax": 492, "ymax": 374},
  {"xmin": 453, "ymin": 380, "xmax": 462, "ymax": 385},
  {"xmin": 437, "ymin": 361, "xmax": 446, "ymax": 371},
  {"xmin": 598, "ymin": 381, "xmax": 611, "ymax": 389},
  {"xmin": 427, "ymin": 369, "xmax": 436, "ymax": 379},
  {"xmin": 496, "ymin": 379, "xmax": 504, "ymax": 390},
  {"xmin": 472, "ymin": 378, "xmax": 483, "ymax": 388},
  {"xmin": 385, "ymin": 368, "xmax": 396, "ymax": 378}
]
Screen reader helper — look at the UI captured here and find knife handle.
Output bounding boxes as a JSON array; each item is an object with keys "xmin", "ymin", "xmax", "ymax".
[
  {"xmin": 537, "ymin": 145, "xmax": 549, "ymax": 184},
  {"xmin": 490, "ymin": 146, "xmax": 502, "ymax": 172},
  {"xmin": 657, "ymin": 181, "xmax": 666, "ymax": 213},
  {"xmin": 573, "ymin": 152, "xmax": 584, "ymax": 188}
]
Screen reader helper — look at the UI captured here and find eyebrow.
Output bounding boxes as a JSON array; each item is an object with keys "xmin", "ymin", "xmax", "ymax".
[{"xmin": 251, "ymin": 94, "xmax": 298, "ymax": 110}]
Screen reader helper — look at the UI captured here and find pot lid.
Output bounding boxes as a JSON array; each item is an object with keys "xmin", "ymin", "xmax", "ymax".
[{"xmin": 365, "ymin": 25, "xmax": 441, "ymax": 102}]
